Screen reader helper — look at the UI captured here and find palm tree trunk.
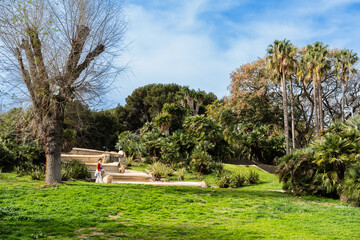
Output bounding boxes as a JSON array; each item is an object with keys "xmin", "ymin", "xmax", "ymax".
[
  {"xmin": 289, "ymin": 77, "xmax": 296, "ymax": 149},
  {"xmin": 341, "ymin": 80, "xmax": 345, "ymax": 121},
  {"xmin": 281, "ymin": 72, "xmax": 290, "ymax": 154},
  {"xmin": 318, "ymin": 78, "xmax": 323, "ymax": 131}
]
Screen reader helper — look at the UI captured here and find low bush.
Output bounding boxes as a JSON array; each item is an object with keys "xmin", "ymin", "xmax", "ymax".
[
  {"xmin": 30, "ymin": 165, "xmax": 45, "ymax": 180},
  {"xmin": 178, "ymin": 168, "xmax": 186, "ymax": 180},
  {"xmin": 247, "ymin": 170, "xmax": 260, "ymax": 184},
  {"xmin": 341, "ymin": 162, "xmax": 360, "ymax": 206},
  {"xmin": 231, "ymin": 171, "xmax": 246, "ymax": 187},
  {"xmin": 218, "ymin": 170, "xmax": 260, "ymax": 188},
  {"xmin": 61, "ymin": 159, "xmax": 89, "ymax": 181},
  {"xmin": 194, "ymin": 172, "xmax": 204, "ymax": 181},
  {"xmin": 217, "ymin": 172, "xmax": 232, "ymax": 188},
  {"xmin": 149, "ymin": 162, "xmax": 168, "ymax": 180},
  {"xmin": 277, "ymin": 116, "xmax": 360, "ymax": 205}
]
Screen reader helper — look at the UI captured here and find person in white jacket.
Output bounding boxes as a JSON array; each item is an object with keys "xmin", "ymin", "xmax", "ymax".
[{"xmin": 95, "ymin": 158, "xmax": 104, "ymax": 183}]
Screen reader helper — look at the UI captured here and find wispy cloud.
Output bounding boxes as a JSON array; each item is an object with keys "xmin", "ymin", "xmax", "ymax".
[{"xmin": 109, "ymin": 0, "xmax": 360, "ymax": 107}]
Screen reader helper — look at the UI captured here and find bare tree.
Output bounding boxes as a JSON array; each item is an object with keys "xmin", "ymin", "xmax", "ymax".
[{"xmin": 0, "ymin": 0, "xmax": 126, "ymax": 185}]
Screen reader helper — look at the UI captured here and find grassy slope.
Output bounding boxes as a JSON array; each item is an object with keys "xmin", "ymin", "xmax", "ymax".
[{"xmin": 0, "ymin": 165, "xmax": 359, "ymax": 240}]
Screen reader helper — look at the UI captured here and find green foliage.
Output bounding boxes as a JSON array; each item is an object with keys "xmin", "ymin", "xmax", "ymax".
[
  {"xmin": 277, "ymin": 115, "xmax": 360, "ymax": 204},
  {"xmin": 0, "ymin": 142, "xmax": 14, "ymax": 171},
  {"xmin": 218, "ymin": 170, "xmax": 257, "ymax": 188},
  {"xmin": 0, "ymin": 108, "xmax": 45, "ymax": 171},
  {"xmin": 122, "ymin": 84, "xmax": 183, "ymax": 131},
  {"xmin": 239, "ymin": 124, "xmax": 285, "ymax": 164},
  {"xmin": 342, "ymin": 162, "xmax": 360, "ymax": 206},
  {"xmin": 277, "ymin": 147, "xmax": 316, "ymax": 195},
  {"xmin": 30, "ymin": 165, "xmax": 45, "ymax": 180},
  {"xmin": 2, "ymin": 170, "xmax": 360, "ymax": 239},
  {"xmin": 231, "ymin": 171, "xmax": 247, "ymax": 187},
  {"xmin": 206, "ymin": 100, "xmax": 285, "ymax": 164},
  {"xmin": 121, "ymin": 111, "xmax": 227, "ymax": 174},
  {"xmin": 63, "ymin": 101, "xmax": 119, "ymax": 151},
  {"xmin": 247, "ymin": 170, "xmax": 260, "ymax": 184},
  {"xmin": 149, "ymin": 161, "xmax": 169, "ymax": 180},
  {"xmin": 178, "ymin": 167, "xmax": 186, "ymax": 180},
  {"xmin": 62, "ymin": 128, "xmax": 77, "ymax": 153},
  {"xmin": 116, "ymin": 131, "xmax": 145, "ymax": 159},
  {"xmin": 61, "ymin": 160, "xmax": 89, "ymax": 181},
  {"xmin": 13, "ymin": 161, "xmax": 45, "ymax": 181},
  {"xmin": 190, "ymin": 148, "xmax": 214, "ymax": 174},
  {"xmin": 217, "ymin": 171, "xmax": 232, "ymax": 188}
]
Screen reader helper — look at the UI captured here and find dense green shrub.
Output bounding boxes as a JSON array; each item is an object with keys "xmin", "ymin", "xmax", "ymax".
[
  {"xmin": 61, "ymin": 160, "xmax": 89, "ymax": 180},
  {"xmin": 190, "ymin": 149, "xmax": 214, "ymax": 174},
  {"xmin": 116, "ymin": 131, "xmax": 146, "ymax": 160},
  {"xmin": 206, "ymin": 101, "xmax": 286, "ymax": 164},
  {"xmin": 218, "ymin": 170, "xmax": 258, "ymax": 188},
  {"xmin": 277, "ymin": 115, "xmax": 360, "ymax": 205},
  {"xmin": 341, "ymin": 162, "xmax": 360, "ymax": 206},
  {"xmin": 217, "ymin": 172, "xmax": 232, "ymax": 188},
  {"xmin": 246, "ymin": 170, "xmax": 260, "ymax": 184},
  {"xmin": 30, "ymin": 165, "xmax": 45, "ymax": 180},
  {"xmin": 0, "ymin": 142, "xmax": 14, "ymax": 171},
  {"xmin": 277, "ymin": 148, "xmax": 316, "ymax": 195},
  {"xmin": 231, "ymin": 171, "xmax": 246, "ymax": 187},
  {"xmin": 116, "ymin": 111, "xmax": 227, "ymax": 174}
]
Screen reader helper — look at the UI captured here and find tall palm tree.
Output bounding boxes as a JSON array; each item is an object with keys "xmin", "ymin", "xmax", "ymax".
[
  {"xmin": 267, "ymin": 39, "xmax": 297, "ymax": 154},
  {"xmin": 301, "ymin": 42, "xmax": 329, "ymax": 136},
  {"xmin": 334, "ymin": 49, "xmax": 358, "ymax": 121}
]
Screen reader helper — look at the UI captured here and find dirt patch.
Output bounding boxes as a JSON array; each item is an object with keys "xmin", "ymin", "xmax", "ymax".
[
  {"xmin": 76, "ymin": 228, "xmax": 106, "ymax": 239},
  {"xmin": 109, "ymin": 212, "xmax": 122, "ymax": 219}
]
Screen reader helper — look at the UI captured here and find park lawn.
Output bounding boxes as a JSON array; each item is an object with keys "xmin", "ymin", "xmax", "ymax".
[{"xmin": 0, "ymin": 166, "xmax": 359, "ymax": 239}]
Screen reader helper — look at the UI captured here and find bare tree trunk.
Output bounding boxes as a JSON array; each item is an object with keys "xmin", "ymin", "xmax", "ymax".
[
  {"xmin": 281, "ymin": 72, "xmax": 290, "ymax": 154},
  {"xmin": 341, "ymin": 80, "xmax": 345, "ymax": 121},
  {"xmin": 44, "ymin": 103, "xmax": 65, "ymax": 185},
  {"xmin": 0, "ymin": 0, "xmax": 126, "ymax": 185},
  {"xmin": 313, "ymin": 81, "xmax": 320, "ymax": 136},
  {"xmin": 318, "ymin": 79, "xmax": 323, "ymax": 131},
  {"xmin": 289, "ymin": 77, "xmax": 296, "ymax": 149},
  {"xmin": 195, "ymin": 99, "xmax": 203, "ymax": 115}
]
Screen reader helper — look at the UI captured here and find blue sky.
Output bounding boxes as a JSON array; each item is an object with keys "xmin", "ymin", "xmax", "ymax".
[
  {"xmin": 108, "ymin": 0, "xmax": 360, "ymax": 108},
  {"xmin": 2, "ymin": 0, "xmax": 360, "ymax": 111}
]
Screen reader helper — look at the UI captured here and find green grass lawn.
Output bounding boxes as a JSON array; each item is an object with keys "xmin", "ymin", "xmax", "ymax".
[{"xmin": 1, "ymin": 165, "xmax": 359, "ymax": 239}]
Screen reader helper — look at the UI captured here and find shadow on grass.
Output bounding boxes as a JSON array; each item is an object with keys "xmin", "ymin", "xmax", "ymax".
[{"xmin": 0, "ymin": 217, "xmax": 266, "ymax": 240}]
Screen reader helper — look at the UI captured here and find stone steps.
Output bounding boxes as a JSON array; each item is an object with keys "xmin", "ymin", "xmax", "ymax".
[
  {"xmin": 86, "ymin": 163, "xmax": 119, "ymax": 172},
  {"xmin": 110, "ymin": 172, "xmax": 151, "ymax": 182},
  {"xmin": 87, "ymin": 163, "xmax": 152, "ymax": 182},
  {"xmin": 112, "ymin": 181, "xmax": 208, "ymax": 187}
]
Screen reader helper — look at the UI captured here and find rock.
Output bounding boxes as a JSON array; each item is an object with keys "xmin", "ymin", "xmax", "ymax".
[{"xmin": 200, "ymin": 181, "xmax": 208, "ymax": 188}]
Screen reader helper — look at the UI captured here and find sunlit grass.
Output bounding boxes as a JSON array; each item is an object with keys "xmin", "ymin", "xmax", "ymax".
[{"xmin": 0, "ymin": 166, "xmax": 359, "ymax": 239}]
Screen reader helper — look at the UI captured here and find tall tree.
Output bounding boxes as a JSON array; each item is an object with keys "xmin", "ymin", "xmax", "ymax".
[
  {"xmin": 267, "ymin": 39, "xmax": 297, "ymax": 154},
  {"xmin": 334, "ymin": 49, "xmax": 358, "ymax": 121},
  {"xmin": 301, "ymin": 42, "xmax": 329, "ymax": 135},
  {"xmin": 0, "ymin": 0, "xmax": 126, "ymax": 185}
]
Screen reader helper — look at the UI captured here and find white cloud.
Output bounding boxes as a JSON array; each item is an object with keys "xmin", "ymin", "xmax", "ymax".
[{"xmin": 108, "ymin": 0, "xmax": 360, "ymax": 107}]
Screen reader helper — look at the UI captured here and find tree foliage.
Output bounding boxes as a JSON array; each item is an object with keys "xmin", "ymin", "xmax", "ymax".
[
  {"xmin": 0, "ymin": 0, "xmax": 126, "ymax": 185},
  {"xmin": 277, "ymin": 115, "xmax": 360, "ymax": 205}
]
